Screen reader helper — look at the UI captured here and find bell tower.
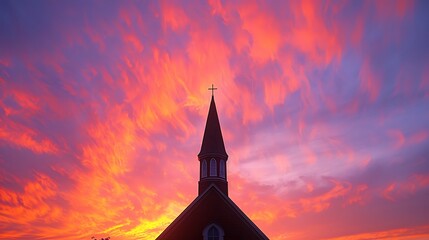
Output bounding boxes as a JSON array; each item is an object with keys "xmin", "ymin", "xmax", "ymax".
[{"xmin": 198, "ymin": 87, "xmax": 228, "ymax": 196}]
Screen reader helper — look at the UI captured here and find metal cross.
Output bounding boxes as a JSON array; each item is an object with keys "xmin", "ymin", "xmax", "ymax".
[{"xmin": 208, "ymin": 84, "xmax": 217, "ymax": 96}]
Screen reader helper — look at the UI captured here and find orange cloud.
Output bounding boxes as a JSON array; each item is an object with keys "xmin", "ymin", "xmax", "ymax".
[
  {"xmin": 237, "ymin": 0, "xmax": 282, "ymax": 62},
  {"xmin": 328, "ymin": 224, "xmax": 429, "ymax": 240},
  {"xmin": 263, "ymin": 78, "xmax": 287, "ymax": 111},
  {"xmin": 300, "ymin": 178, "xmax": 351, "ymax": 213},
  {"xmin": 0, "ymin": 118, "xmax": 58, "ymax": 154},
  {"xmin": 9, "ymin": 90, "xmax": 40, "ymax": 114},
  {"xmin": 382, "ymin": 183, "xmax": 397, "ymax": 201},
  {"xmin": 288, "ymin": 1, "xmax": 343, "ymax": 65},
  {"xmin": 0, "ymin": 173, "xmax": 59, "ymax": 228},
  {"xmin": 81, "ymin": 108, "xmax": 137, "ymax": 175},
  {"xmin": 123, "ymin": 33, "xmax": 144, "ymax": 52},
  {"xmin": 347, "ymin": 184, "xmax": 369, "ymax": 205},
  {"xmin": 381, "ymin": 174, "xmax": 429, "ymax": 202},
  {"xmin": 160, "ymin": 0, "xmax": 189, "ymax": 31}
]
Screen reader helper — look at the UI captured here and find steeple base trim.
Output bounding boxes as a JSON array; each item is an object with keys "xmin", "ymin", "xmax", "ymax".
[{"xmin": 199, "ymin": 178, "xmax": 228, "ymax": 196}]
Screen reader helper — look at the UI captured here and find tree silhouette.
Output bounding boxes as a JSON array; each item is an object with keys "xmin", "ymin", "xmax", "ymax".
[{"xmin": 91, "ymin": 236, "xmax": 110, "ymax": 240}]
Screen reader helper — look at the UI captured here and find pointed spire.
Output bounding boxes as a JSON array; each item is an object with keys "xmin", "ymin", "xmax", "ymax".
[{"xmin": 198, "ymin": 95, "xmax": 228, "ymax": 158}]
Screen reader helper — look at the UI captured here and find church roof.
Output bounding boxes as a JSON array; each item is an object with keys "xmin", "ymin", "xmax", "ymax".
[
  {"xmin": 156, "ymin": 184, "xmax": 269, "ymax": 240},
  {"xmin": 198, "ymin": 96, "xmax": 228, "ymax": 158}
]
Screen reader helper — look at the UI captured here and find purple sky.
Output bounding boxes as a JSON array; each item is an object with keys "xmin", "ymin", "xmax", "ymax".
[{"xmin": 1, "ymin": 0, "xmax": 429, "ymax": 239}]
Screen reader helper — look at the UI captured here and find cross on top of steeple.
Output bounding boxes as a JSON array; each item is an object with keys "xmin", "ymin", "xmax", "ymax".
[{"xmin": 208, "ymin": 84, "xmax": 217, "ymax": 97}]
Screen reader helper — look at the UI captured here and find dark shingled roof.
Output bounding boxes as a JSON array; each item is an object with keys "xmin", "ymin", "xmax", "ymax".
[{"xmin": 198, "ymin": 96, "xmax": 228, "ymax": 158}]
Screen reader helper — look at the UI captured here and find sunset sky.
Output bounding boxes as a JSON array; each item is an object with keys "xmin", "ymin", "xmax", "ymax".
[{"xmin": 1, "ymin": 0, "xmax": 429, "ymax": 239}]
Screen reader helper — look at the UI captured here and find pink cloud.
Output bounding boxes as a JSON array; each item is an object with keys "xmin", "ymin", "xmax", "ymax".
[
  {"xmin": 299, "ymin": 178, "xmax": 351, "ymax": 213},
  {"xmin": 0, "ymin": 118, "xmax": 58, "ymax": 154}
]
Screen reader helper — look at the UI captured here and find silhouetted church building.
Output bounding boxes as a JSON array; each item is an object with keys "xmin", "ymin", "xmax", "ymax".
[{"xmin": 156, "ymin": 94, "xmax": 269, "ymax": 240}]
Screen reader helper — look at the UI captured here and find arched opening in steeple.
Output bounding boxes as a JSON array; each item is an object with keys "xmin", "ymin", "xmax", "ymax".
[
  {"xmin": 210, "ymin": 158, "xmax": 217, "ymax": 176},
  {"xmin": 219, "ymin": 160, "xmax": 225, "ymax": 178},
  {"xmin": 202, "ymin": 160, "xmax": 207, "ymax": 178}
]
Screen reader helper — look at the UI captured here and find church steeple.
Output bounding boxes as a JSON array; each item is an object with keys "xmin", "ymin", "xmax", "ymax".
[
  {"xmin": 157, "ymin": 86, "xmax": 270, "ymax": 240},
  {"xmin": 198, "ymin": 96, "xmax": 227, "ymax": 158},
  {"xmin": 198, "ymin": 91, "xmax": 229, "ymax": 196}
]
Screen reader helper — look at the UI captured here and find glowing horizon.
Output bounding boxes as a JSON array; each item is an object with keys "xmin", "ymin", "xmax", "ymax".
[{"xmin": 1, "ymin": 0, "xmax": 429, "ymax": 239}]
